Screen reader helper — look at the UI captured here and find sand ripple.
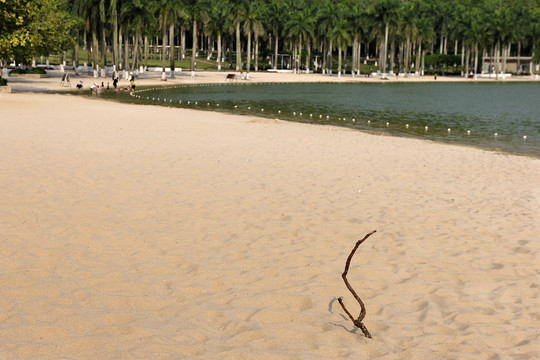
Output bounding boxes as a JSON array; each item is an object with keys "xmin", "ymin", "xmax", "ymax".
[{"xmin": 0, "ymin": 94, "xmax": 538, "ymax": 359}]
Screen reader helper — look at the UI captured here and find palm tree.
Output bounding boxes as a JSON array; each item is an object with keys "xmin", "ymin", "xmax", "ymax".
[
  {"xmin": 185, "ymin": 0, "xmax": 210, "ymax": 72},
  {"xmin": 412, "ymin": 7, "xmax": 433, "ymax": 76},
  {"xmin": 119, "ymin": 0, "xmax": 155, "ymax": 73},
  {"xmin": 399, "ymin": 0, "xmax": 419, "ymax": 76},
  {"xmin": 529, "ymin": 5, "xmax": 540, "ymax": 75},
  {"xmin": 509, "ymin": 1, "xmax": 533, "ymax": 75},
  {"xmin": 206, "ymin": 1, "xmax": 230, "ymax": 70},
  {"xmin": 330, "ymin": 18, "xmax": 351, "ymax": 77},
  {"xmin": 285, "ymin": 7, "xmax": 314, "ymax": 74},
  {"xmin": 317, "ymin": 1, "xmax": 341, "ymax": 74},
  {"xmin": 488, "ymin": 0, "xmax": 514, "ymax": 79},
  {"xmin": 158, "ymin": 0, "xmax": 184, "ymax": 79},
  {"xmin": 265, "ymin": 0, "xmax": 286, "ymax": 70},
  {"xmin": 74, "ymin": 0, "xmax": 101, "ymax": 76},
  {"xmin": 347, "ymin": 1, "xmax": 369, "ymax": 76},
  {"xmin": 369, "ymin": 0, "xmax": 402, "ymax": 77},
  {"xmin": 241, "ymin": 0, "xmax": 264, "ymax": 79},
  {"xmin": 229, "ymin": 0, "xmax": 249, "ymax": 74}
]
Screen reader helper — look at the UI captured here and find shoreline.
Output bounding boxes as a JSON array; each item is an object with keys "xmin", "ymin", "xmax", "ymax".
[
  {"xmin": 1, "ymin": 75, "xmax": 539, "ymax": 359},
  {"xmin": 5, "ymin": 68, "xmax": 540, "ymax": 93},
  {"xmin": 42, "ymin": 72, "xmax": 538, "ymax": 159}
]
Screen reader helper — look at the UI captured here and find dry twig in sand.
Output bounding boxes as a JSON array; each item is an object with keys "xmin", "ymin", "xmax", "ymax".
[{"xmin": 338, "ymin": 230, "xmax": 377, "ymax": 338}]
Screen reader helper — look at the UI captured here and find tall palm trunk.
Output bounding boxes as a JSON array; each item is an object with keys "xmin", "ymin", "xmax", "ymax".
[
  {"xmin": 306, "ymin": 40, "xmax": 310, "ymax": 74},
  {"xmin": 495, "ymin": 41, "xmax": 500, "ymax": 80},
  {"xmin": 144, "ymin": 35, "xmax": 149, "ymax": 69},
  {"xmin": 382, "ymin": 22, "xmax": 389, "ymax": 77},
  {"xmin": 131, "ymin": 29, "xmax": 140, "ymax": 71},
  {"xmin": 352, "ymin": 34, "xmax": 358, "ymax": 75},
  {"xmin": 517, "ymin": 41, "xmax": 521, "ymax": 74},
  {"xmin": 192, "ymin": 19, "xmax": 197, "ymax": 72},
  {"xmin": 530, "ymin": 44, "xmax": 536, "ymax": 77},
  {"xmin": 181, "ymin": 30, "xmax": 186, "ymax": 59},
  {"xmin": 169, "ymin": 24, "xmax": 175, "ymax": 78},
  {"xmin": 118, "ymin": 30, "xmax": 123, "ymax": 67},
  {"xmin": 378, "ymin": 40, "xmax": 384, "ymax": 73},
  {"xmin": 338, "ymin": 45, "xmax": 342, "ymax": 77},
  {"xmin": 236, "ymin": 22, "xmax": 241, "ymax": 73},
  {"xmin": 113, "ymin": 8, "xmax": 118, "ymax": 71},
  {"xmin": 162, "ymin": 23, "xmax": 167, "ymax": 80},
  {"xmin": 123, "ymin": 28, "xmax": 129, "ymax": 75},
  {"xmin": 389, "ymin": 41, "xmax": 395, "ymax": 74},
  {"xmin": 328, "ymin": 39, "xmax": 333, "ymax": 73},
  {"xmin": 322, "ymin": 40, "xmax": 326, "ymax": 72},
  {"xmin": 404, "ymin": 36, "xmax": 410, "ymax": 76},
  {"xmin": 415, "ymin": 40, "xmax": 421, "ymax": 75},
  {"xmin": 502, "ymin": 43, "xmax": 508, "ymax": 75},
  {"xmin": 297, "ymin": 35, "xmax": 302, "ymax": 74},
  {"xmin": 246, "ymin": 31, "xmax": 252, "ymax": 79},
  {"xmin": 100, "ymin": 22, "xmax": 106, "ymax": 77},
  {"xmin": 461, "ymin": 42, "xmax": 465, "ymax": 76},
  {"xmin": 92, "ymin": 23, "xmax": 99, "ymax": 76},
  {"xmin": 421, "ymin": 49, "xmax": 426, "ymax": 76},
  {"xmin": 274, "ymin": 33, "xmax": 278, "ymax": 69},
  {"xmin": 473, "ymin": 42, "xmax": 479, "ymax": 78},
  {"xmin": 255, "ymin": 35, "xmax": 259, "ymax": 72},
  {"xmin": 73, "ymin": 31, "xmax": 80, "ymax": 75},
  {"xmin": 217, "ymin": 32, "xmax": 222, "ymax": 70},
  {"xmin": 85, "ymin": 31, "xmax": 90, "ymax": 67},
  {"xmin": 465, "ymin": 45, "xmax": 470, "ymax": 77}
]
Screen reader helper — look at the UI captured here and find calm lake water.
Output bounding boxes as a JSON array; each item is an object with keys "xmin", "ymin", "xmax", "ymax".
[{"xmin": 135, "ymin": 82, "xmax": 540, "ymax": 157}]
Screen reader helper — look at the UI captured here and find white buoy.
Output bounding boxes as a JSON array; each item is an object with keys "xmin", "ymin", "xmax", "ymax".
[
  {"xmin": 278, "ymin": 110, "xmax": 281, "ymax": 114},
  {"xmin": 523, "ymin": 135, "xmax": 527, "ymax": 140},
  {"xmin": 293, "ymin": 112, "xmax": 296, "ymax": 116},
  {"xmin": 326, "ymin": 115, "xmax": 329, "ymax": 119},
  {"xmin": 405, "ymin": 124, "xmax": 409, "ymax": 128},
  {"xmin": 234, "ymin": 105, "xmax": 237, "ymax": 108},
  {"xmin": 367, "ymin": 120, "xmax": 371, "ymax": 124},
  {"xmin": 494, "ymin": 133, "xmax": 498, "ymax": 137},
  {"xmin": 467, "ymin": 130, "xmax": 471, "ymax": 135},
  {"xmin": 343, "ymin": 118, "xmax": 346, "ymax": 121},
  {"xmin": 386, "ymin": 122, "xmax": 390, "ymax": 127},
  {"xmin": 448, "ymin": 128, "xmax": 451, "ymax": 133}
]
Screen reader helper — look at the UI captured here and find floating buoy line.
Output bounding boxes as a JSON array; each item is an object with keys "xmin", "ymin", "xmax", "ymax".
[{"xmin": 130, "ymin": 83, "xmax": 531, "ymax": 143}]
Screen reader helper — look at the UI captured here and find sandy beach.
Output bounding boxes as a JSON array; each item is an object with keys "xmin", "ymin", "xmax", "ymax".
[{"xmin": 1, "ymin": 71, "xmax": 539, "ymax": 359}]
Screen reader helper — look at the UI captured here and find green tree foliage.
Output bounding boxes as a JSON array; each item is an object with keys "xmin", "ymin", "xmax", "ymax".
[{"xmin": 0, "ymin": 0, "xmax": 78, "ymax": 65}]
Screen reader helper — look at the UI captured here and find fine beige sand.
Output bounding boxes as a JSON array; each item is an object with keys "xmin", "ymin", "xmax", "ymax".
[{"xmin": 1, "ymin": 71, "xmax": 539, "ymax": 359}]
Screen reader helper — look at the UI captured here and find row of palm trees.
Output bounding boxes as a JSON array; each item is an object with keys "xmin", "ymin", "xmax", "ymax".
[{"xmin": 70, "ymin": 0, "xmax": 540, "ymax": 79}]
